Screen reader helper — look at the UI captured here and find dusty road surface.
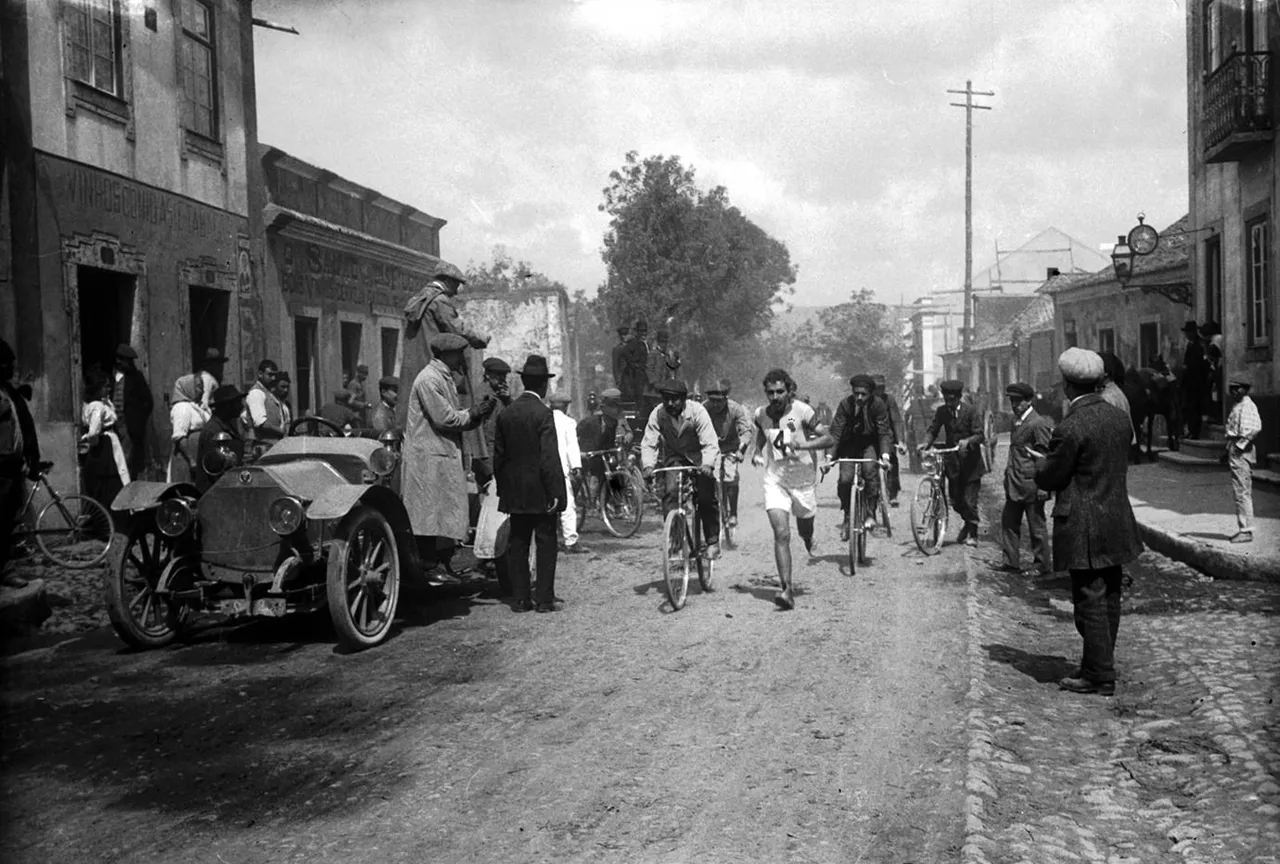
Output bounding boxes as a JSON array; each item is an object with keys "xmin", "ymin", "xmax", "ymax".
[{"xmin": 1, "ymin": 466, "xmax": 971, "ymax": 863}]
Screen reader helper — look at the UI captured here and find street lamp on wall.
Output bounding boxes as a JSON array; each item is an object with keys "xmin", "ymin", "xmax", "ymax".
[
  {"xmin": 1112, "ymin": 213, "xmax": 1159, "ymax": 286},
  {"xmin": 1111, "ymin": 234, "xmax": 1136, "ymax": 284}
]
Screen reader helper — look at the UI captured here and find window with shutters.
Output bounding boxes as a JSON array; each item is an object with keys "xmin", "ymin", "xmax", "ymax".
[
  {"xmin": 1247, "ymin": 215, "xmax": 1272, "ymax": 347},
  {"xmin": 65, "ymin": 0, "xmax": 122, "ymax": 96},
  {"xmin": 179, "ymin": 0, "xmax": 218, "ymax": 140}
]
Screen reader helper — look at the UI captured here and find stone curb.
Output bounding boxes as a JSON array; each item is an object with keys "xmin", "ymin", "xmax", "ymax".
[
  {"xmin": 1134, "ymin": 517, "xmax": 1280, "ymax": 584},
  {"xmin": 960, "ymin": 544, "xmax": 994, "ymax": 864}
]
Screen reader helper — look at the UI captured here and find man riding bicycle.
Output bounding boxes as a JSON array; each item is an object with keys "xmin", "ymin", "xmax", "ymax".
[
  {"xmin": 640, "ymin": 379, "xmax": 721, "ymax": 560},
  {"xmin": 826, "ymin": 374, "xmax": 893, "ymax": 542},
  {"xmin": 703, "ymin": 378, "xmax": 753, "ymax": 529},
  {"xmin": 578, "ymin": 387, "xmax": 634, "ymax": 495}
]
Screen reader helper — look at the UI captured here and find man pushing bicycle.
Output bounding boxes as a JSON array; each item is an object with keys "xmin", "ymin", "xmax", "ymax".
[
  {"xmin": 825, "ymin": 374, "xmax": 893, "ymax": 542},
  {"xmin": 703, "ymin": 378, "xmax": 753, "ymax": 530},
  {"xmin": 640, "ymin": 379, "xmax": 722, "ymax": 560}
]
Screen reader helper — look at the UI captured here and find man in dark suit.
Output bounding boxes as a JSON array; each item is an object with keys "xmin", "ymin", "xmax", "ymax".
[
  {"xmin": 1035, "ymin": 348, "xmax": 1144, "ymax": 697},
  {"xmin": 827, "ymin": 374, "xmax": 893, "ymax": 541},
  {"xmin": 996, "ymin": 382, "xmax": 1052, "ymax": 575},
  {"xmin": 872, "ymin": 373, "xmax": 905, "ymax": 506},
  {"xmin": 114, "ymin": 344, "xmax": 153, "ymax": 479},
  {"xmin": 494, "ymin": 355, "xmax": 567, "ymax": 613},
  {"xmin": 921, "ymin": 379, "xmax": 986, "ymax": 546}
]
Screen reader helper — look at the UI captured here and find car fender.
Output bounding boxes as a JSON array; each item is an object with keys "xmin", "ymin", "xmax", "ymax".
[
  {"xmin": 110, "ymin": 481, "xmax": 200, "ymax": 512},
  {"xmin": 311, "ymin": 485, "xmax": 421, "ymax": 582}
]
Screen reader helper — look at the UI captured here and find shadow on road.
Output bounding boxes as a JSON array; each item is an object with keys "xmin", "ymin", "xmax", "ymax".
[{"xmin": 982, "ymin": 642, "xmax": 1071, "ymax": 683}]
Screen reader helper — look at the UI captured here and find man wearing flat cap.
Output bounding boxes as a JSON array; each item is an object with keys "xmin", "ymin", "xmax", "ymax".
[
  {"xmin": 113, "ymin": 343, "xmax": 153, "ymax": 479},
  {"xmin": 703, "ymin": 379, "xmax": 753, "ymax": 532},
  {"xmin": 1224, "ymin": 369, "xmax": 1262, "ymax": 543},
  {"xmin": 1035, "ymin": 347, "xmax": 1143, "ymax": 697},
  {"xmin": 823, "ymin": 374, "xmax": 894, "ymax": 542},
  {"xmin": 320, "ymin": 389, "xmax": 358, "ymax": 432},
  {"xmin": 346, "ymin": 364, "xmax": 371, "ymax": 427},
  {"xmin": 473, "ymin": 357, "xmax": 515, "ymax": 587},
  {"xmin": 403, "ymin": 332, "xmax": 497, "ymax": 582},
  {"xmin": 996, "ymin": 381, "xmax": 1052, "ymax": 575},
  {"xmin": 371, "ymin": 376, "xmax": 401, "ymax": 435},
  {"xmin": 578, "ymin": 387, "xmax": 634, "ymax": 495},
  {"xmin": 641, "ymin": 378, "xmax": 722, "ymax": 561},
  {"xmin": 921, "ymin": 378, "xmax": 986, "ymax": 546},
  {"xmin": 494, "ymin": 354, "xmax": 567, "ymax": 612}
]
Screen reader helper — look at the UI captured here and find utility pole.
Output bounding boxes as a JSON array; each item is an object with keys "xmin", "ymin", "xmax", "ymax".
[{"xmin": 947, "ymin": 80, "xmax": 993, "ymax": 378}]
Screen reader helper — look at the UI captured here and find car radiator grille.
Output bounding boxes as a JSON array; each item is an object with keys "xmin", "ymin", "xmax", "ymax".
[{"xmin": 198, "ymin": 481, "xmax": 288, "ymax": 571}]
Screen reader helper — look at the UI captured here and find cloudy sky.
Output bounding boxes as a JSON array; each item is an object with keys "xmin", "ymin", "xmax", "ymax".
[{"xmin": 252, "ymin": 0, "xmax": 1189, "ymax": 307}]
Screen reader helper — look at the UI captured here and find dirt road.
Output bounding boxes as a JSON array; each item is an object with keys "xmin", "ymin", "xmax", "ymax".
[{"xmin": 1, "ymin": 467, "xmax": 970, "ymax": 863}]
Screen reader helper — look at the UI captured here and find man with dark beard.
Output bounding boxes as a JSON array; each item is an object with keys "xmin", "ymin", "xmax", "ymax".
[{"xmin": 747, "ymin": 369, "xmax": 828, "ymax": 610}]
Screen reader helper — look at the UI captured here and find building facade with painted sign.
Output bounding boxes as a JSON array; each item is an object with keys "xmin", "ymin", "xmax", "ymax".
[
  {"xmin": 1, "ymin": 0, "xmax": 265, "ymax": 490},
  {"xmin": 258, "ymin": 145, "xmax": 444, "ymax": 417}
]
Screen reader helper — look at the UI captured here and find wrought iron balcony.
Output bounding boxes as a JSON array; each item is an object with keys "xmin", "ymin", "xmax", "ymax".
[{"xmin": 1203, "ymin": 51, "xmax": 1273, "ymax": 164}]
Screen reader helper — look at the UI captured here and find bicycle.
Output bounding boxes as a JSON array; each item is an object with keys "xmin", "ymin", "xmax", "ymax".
[
  {"xmin": 713, "ymin": 452, "xmax": 743, "ymax": 549},
  {"xmin": 820, "ymin": 457, "xmax": 891, "ymax": 575},
  {"xmin": 651, "ymin": 465, "xmax": 715, "ymax": 611},
  {"xmin": 911, "ymin": 446, "xmax": 960, "ymax": 555},
  {"xmin": 575, "ymin": 447, "xmax": 645, "ymax": 538},
  {"xmin": 8, "ymin": 461, "xmax": 114, "ymax": 569}
]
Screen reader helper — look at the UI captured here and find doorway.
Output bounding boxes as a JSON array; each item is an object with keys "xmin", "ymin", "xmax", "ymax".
[
  {"xmin": 340, "ymin": 321, "xmax": 363, "ymax": 385},
  {"xmin": 381, "ymin": 326, "xmax": 399, "ymax": 378},
  {"xmin": 294, "ymin": 316, "xmax": 319, "ymax": 415},
  {"xmin": 188, "ymin": 286, "xmax": 229, "ymax": 373},
  {"xmin": 77, "ymin": 266, "xmax": 136, "ymax": 380},
  {"xmin": 1139, "ymin": 322, "xmax": 1160, "ymax": 367}
]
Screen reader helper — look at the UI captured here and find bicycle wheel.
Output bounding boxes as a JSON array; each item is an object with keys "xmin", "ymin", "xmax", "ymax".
[
  {"xmin": 718, "ymin": 480, "xmax": 736, "ymax": 550},
  {"xmin": 848, "ymin": 491, "xmax": 861, "ymax": 575},
  {"xmin": 878, "ymin": 479, "xmax": 893, "ymax": 539},
  {"xmin": 662, "ymin": 510, "xmax": 690, "ymax": 611},
  {"xmin": 694, "ymin": 512, "xmax": 713, "ymax": 593},
  {"xmin": 600, "ymin": 471, "xmax": 644, "ymax": 538},
  {"xmin": 854, "ymin": 492, "xmax": 868, "ymax": 566},
  {"xmin": 574, "ymin": 478, "xmax": 588, "ymax": 533},
  {"xmin": 911, "ymin": 478, "xmax": 945, "ymax": 555},
  {"xmin": 36, "ymin": 494, "xmax": 114, "ymax": 569}
]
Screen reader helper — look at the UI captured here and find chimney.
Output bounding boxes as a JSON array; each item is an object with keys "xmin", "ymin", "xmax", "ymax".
[{"xmin": 1046, "ymin": 267, "xmax": 1060, "ymax": 279}]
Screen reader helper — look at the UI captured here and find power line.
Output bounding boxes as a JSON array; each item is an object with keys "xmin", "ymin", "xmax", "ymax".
[{"xmin": 947, "ymin": 80, "xmax": 993, "ymax": 367}]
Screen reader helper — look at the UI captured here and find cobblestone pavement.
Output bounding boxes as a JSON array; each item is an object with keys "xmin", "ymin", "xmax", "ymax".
[{"xmin": 958, "ymin": 471, "xmax": 1280, "ymax": 864}]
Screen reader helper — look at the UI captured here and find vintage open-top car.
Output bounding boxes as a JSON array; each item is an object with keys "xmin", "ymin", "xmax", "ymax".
[{"xmin": 106, "ymin": 423, "xmax": 417, "ymax": 651}]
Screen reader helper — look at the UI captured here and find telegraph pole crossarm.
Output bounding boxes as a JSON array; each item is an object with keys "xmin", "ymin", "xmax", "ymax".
[{"xmin": 947, "ymin": 80, "xmax": 993, "ymax": 380}]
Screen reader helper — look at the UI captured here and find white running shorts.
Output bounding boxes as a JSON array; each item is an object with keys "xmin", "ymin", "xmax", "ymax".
[{"xmin": 762, "ymin": 476, "xmax": 817, "ymax": 519}]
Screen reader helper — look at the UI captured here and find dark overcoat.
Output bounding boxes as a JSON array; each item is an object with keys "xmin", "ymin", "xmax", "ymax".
[
  {"xmin": 829, "ymin": 395, "xmax": 893, "ymax": 459},
  {"xmin": 494, "ymin": 392, "xmax": 566, "ymax": 515},
  {"xmin": 1005, "ymin": 407, "xmax": 1052, "ymax": 503},
  {"xmin": 1034, "ymin": 394, "xmax": 1143, "ymax": 571},
  {"xmin": 925, "ymin": 402, "xmax": 986, "ymax": 478}
]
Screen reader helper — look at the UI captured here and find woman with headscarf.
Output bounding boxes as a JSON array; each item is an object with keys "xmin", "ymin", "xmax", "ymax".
[
  {"xmin": 168, "ymin": 373, "xmax": 209, "ymax": 483},
  {"xmin": 79, "ymin": 366, "xmax": 130, "ymax": 507}
]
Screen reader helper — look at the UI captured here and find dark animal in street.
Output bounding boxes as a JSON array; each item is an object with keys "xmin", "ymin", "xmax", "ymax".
[{"xmin": 1124, "ymin": 357, "xmax": 1181, "ymax": 462}]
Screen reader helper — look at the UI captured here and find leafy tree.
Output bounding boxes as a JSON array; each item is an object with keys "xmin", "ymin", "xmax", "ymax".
[
  {"xmin": 464, "ymin": 245, "xmax": 564, "ymax": 293},
  {"xmin": 799, "ymin": 289, "xmax": 909, "ymax": 391},
  {"xmin": 598, "ymin": 151, "xmax": 797, "ymax": 384}
]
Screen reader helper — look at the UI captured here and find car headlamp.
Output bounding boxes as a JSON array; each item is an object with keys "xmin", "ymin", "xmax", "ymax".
[
  {"xmin": 267, "ymin": 496, "xmax": 305, "ymax": 535},
  {"xmin": 156, "ymin": 497, "xmax": 196, "ymax": 537},
  {"xmin": 370, "ymin": 446, "xmax": 399, "ymax": 477}
]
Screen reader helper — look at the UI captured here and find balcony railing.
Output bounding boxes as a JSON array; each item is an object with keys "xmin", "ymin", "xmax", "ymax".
[{"xmin": 1203, "ymin": 51, "xmax": 1273, "ymax": 162}]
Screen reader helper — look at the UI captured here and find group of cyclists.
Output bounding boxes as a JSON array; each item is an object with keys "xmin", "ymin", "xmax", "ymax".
[{"xmin": 606, "ymin": 368, "xmax": 911, "ymax": 610}]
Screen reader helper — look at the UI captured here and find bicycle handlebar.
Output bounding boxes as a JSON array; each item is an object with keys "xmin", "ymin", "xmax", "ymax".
[
  {"xmin": 581, "ymin": 447, "xmax": 628, "ymax": 458},
  {"xmin": 651, "ymin": 465, "xmax": 702, "ymax": 475},
  {"xmin": 923, "ymin": 446, "xmax": 961, "ymax": 453},
  {"xmin": 825, "ymin": 457, "xmax": 882, "ymax": 464}
]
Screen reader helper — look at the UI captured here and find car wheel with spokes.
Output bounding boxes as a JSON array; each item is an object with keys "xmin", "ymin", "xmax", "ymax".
[
  {"xmin": 105, "ymin": 516, "xmax": 186, "ymax": 648},
  {"xmin": 327, "ymin": 505, "xmax": 401, "ymax": 650}
]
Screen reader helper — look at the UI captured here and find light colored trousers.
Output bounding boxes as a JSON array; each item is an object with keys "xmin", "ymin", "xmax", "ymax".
[
  {"xmin": 558, "ymin": 472, "xmax": 578, "ymax": 546},
  {"xmin": 1229, "ymin": 449, "xmax": 1254, "ymax": 531}
]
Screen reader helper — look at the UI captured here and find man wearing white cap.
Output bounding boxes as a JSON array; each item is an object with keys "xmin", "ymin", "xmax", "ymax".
[
  {"xmin": 1035, "ymin": 347, "xmax": 1143, "ymax": 697},
  {"xmin": 548, "ymin": 389, "xmax": 587, "ymax": 554}
]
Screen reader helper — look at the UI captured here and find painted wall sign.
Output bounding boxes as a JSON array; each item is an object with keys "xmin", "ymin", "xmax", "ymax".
[
  {"xmin": 277, "ymin": 239, "xmax": 425, "ymax": 308},
  {"xmin": 64, "ymin": 166, "xmax": 220, "ymax": 238}
]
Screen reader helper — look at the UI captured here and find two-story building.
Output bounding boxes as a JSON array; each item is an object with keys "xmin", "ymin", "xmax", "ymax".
[
  {"xmin": 2, "ymin": 0, "xmax": 265, "ymax": 487},
  {"xmin": 258, "ymin": 144, "xmax": 444, "ymax": 418},
  {"xmin": 1186, "ymin": 0, "xmax": 1279, "ymax": 454}
]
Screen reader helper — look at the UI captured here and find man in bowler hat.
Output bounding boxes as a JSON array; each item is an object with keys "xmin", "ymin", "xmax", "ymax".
[{"xmin": 494, "ymin": 354, "xmax": 567, "ymax": 612}]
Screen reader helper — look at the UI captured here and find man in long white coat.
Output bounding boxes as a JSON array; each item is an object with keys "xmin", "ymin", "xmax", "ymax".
[
  {"xmin": 402, "ymin": 333, "xmax": 495, "ymax": 582},
  {"xmin": 548, "ymin": 390, "xmax": 586, "ymax": 554}
]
